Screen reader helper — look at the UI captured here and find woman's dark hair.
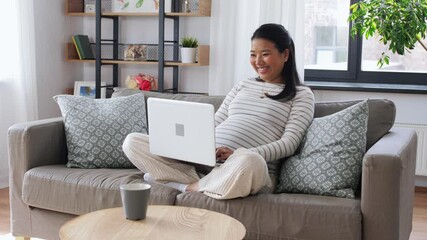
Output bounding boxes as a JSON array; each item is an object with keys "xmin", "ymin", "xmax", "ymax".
[{"xmin": 251, "ymin": 23, "xmax": 301, "ymax": 101}]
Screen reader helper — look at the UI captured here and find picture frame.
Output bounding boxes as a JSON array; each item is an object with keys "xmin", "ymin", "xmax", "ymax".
[
  {"xmin": 74, "ymin": 81, "xmax": 106, "ymax": 99},
  {"xmin": 112, "ymin": 0, "xmax": 172, "ymax": 13}
]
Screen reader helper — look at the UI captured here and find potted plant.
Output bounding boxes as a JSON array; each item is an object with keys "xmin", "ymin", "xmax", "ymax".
[
  {"xmin": 180, "ymin": 36, "xmax": 198, "ymax": 63},
  {"xmin": 348, "ymin": 0, "xmax": 427, "ymax": 68}
]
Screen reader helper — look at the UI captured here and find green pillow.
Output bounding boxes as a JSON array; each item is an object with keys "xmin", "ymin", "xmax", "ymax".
[
  {"xmin": 276, "ymin": 100, "xmax": 369, "ymax": 198},
  {"xmin": 53, "ymin": 93, "xmax": 147, "ymax": 168}
]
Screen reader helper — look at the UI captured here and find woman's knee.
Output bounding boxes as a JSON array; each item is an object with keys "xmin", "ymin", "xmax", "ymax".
[
  {"xmin": 229, "ymin": 149, "xmax": 267, "ymax": 172},
  {"xmin": 122, "ymin": 132, "xmax": 147, "ymax": 156}
]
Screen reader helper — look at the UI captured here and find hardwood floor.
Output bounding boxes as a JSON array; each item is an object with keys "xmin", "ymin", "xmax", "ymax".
[
  {"xmin": 1, "ymin": 187, "xmax": 427, "ymax": 239},
  {"xmin": 411, "ymin": 187, "xmax": 427, "ymax": 240},
  {"xmin": 0, "ymin": 188, "xmax": 10, "ymax": 235}
]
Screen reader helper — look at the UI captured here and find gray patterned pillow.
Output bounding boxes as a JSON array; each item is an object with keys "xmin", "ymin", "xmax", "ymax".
[
  {"xmin": 276, "ymin": 100, "xmax": 368, "ymax": 198},
  {"xmin": 53, "ymin": 93, "xmax": 147, "ymax": 168}
]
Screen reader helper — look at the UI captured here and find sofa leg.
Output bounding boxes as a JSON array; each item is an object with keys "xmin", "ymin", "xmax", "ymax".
[{"xmin": 15, "ymin": 237, "xmax": 31, "ymax": 240}]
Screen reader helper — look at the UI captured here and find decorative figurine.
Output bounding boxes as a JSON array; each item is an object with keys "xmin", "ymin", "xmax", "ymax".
[{"xmin": 184, "ymin": 0, "xmax": 191, "ymax": 13}]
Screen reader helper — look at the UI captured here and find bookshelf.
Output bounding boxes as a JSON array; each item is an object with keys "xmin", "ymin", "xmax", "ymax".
[
  {"xmin": 65, "ymin": 0, "xmax": 211, "ymax": 96},
  {"xmin": 65, "ymin": 42, "xmax": 209, "ymax": 66}
]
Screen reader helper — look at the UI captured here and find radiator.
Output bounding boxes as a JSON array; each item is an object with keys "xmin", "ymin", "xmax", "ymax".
[{"xmin": 394, "ymin": 123, "xmax": 427, "ymax": 176}]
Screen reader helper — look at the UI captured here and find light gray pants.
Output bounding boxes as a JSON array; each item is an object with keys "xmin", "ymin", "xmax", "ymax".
[{"xmin": 122, "ymin": 132, "xmax": 272, "ymax": 200}]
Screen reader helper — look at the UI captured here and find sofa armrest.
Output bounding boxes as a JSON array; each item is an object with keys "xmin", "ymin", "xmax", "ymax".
[
  {"xmin": 7, "ymin": 117, "xmax": 67, "ymax": 236},
  {"xmin": 361, "ymin": 127, "xmax": 417, "ymax": 240},
  {"xmin": 8, "ymin": 117, "xmax": 67, "ymax": 170}
]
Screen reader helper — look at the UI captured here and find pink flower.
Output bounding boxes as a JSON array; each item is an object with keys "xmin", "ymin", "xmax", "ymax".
[
  {"xmin": 127, "ymin": 73, "xmax": 157, "ymax": 91},
  {"xmin": 139, "ymin": 80, "xmax": 152, "ymax": 91},
  {"xmin": 134, "ymin": 74, "xmax": 152, "ymax": 91}
]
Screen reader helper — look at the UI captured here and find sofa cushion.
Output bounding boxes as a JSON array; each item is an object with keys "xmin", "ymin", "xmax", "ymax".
[
  {"xmin": 53, "ymin": 94, "xmax": 147, "ymax": 168},
  {"xmin": 176, "ymin": 192, "xmax": 361, "ymax": 240},
  {"xmin": 276, "ymin": 101, "xmax": 369, "ymax": 199},
  {"xmin": 314, "ymin": 99, "xmax": 395, "ymax": 149},
  {"xmin": 22, "ymin": 165, "xmax": 180, "ymax": 215}
]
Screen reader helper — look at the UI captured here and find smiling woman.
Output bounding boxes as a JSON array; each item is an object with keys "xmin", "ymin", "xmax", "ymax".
[{"xmin": 208, "ymin": 0, "xmax": 304, "ymax": 95}]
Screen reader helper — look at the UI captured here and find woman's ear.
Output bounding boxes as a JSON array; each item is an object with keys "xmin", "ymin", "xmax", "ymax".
[{"xmin": 283, "ymin": 49, "xmax": 290, "ymax": 62}]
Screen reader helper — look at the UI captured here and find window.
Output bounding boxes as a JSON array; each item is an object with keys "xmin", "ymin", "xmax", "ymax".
[
  {"xmin": 0, "ymin": 1, "xmax": 20, "ymax": 82},
  {"xmin": 304, "ymin": 0, "xmax": 427, "ymax": 92},
  {"xmin": 305, "ymin": 0, "xmax": 350, "ymax": 71},
  {"xmin": 362, "ymin": 37, "xmax": 427, "ymax": 73}
]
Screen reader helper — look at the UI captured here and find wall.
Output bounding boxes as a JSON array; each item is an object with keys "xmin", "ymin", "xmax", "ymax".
[
  {"xmin": 313, "ymin": 89, "xmax": 427, "ymax": 186},
  {"xmin": 34, "ymin": 0, "xmax": 83, "ymax": 119}
]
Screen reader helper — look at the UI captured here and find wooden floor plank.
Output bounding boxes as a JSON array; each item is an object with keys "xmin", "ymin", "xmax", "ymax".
[{"xmin": 0, "ymin": 187, "xmax": 10, "ymax": 235}]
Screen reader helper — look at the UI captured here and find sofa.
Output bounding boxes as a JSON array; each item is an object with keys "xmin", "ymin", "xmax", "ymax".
[{"xmin": 8, "ymin": 90, "xmax": 417, "ymax": 240}]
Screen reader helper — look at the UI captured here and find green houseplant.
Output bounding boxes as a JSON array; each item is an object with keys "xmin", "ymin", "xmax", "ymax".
[
  {"xmin": 180, "ymin": 36, "xmax": 199, "ymax": 63},
  {"xmin": 180, "ymin": 36, "xmax": 199, "ymax": 48},
  {"xmin": 348, "ymin": 0, "xmax": 427, "ymax": 67}
]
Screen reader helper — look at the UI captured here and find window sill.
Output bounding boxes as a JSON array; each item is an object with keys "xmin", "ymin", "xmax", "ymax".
[{"xmin": 305, "ymin": 81, "xmax": 427, "ymax": 94}]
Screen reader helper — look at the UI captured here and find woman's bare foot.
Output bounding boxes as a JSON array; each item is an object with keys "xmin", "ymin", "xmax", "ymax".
[{"xmin": 186, "ymin": 182, "xmax": 199, "ymax": 192}]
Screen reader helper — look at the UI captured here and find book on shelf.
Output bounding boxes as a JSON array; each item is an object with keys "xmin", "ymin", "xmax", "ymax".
[
  {"xmin": 71, "ymin": 36, "xmax": 82, "ymax": 59},
  {"xmin": 72, "ymin": 35, "xmax": 94, "ymax": 60}
]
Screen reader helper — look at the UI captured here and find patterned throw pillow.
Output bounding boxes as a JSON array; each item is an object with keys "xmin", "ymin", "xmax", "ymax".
[
  {"xmin": 276, "ymin": 100, "xmax": 369, "ymax": 198},
  {"xmin": 53, "ymin": 93, "xmax": 147, "ymax": 168}
]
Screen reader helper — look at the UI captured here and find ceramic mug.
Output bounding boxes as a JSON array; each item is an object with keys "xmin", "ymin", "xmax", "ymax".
[{"xmin": 120, "ymin": 183, "xmax": 151, "ymax": 220}]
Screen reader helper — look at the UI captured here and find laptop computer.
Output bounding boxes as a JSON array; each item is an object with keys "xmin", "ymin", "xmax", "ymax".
[{"xmin": 147, "ymin": 98, "xmax": 216, "ymax": 167}]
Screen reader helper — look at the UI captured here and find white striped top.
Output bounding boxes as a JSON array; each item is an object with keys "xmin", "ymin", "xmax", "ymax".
[{"xmin": 215, "ymin": 78, "xmax": 315, "ymax": 162}]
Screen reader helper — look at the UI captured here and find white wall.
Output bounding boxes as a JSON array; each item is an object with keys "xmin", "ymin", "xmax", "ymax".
[
  {"xmin": 33, "ymin": 0, "xmax": 83, "ymax": 119},
  {"xmin": 313, "ymin": 90, "xmax": 427, "ymax": 124}
]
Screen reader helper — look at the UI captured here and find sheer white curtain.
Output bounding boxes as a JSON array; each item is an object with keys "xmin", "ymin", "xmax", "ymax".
[
  {"xmin": 208, "ymin": 0, "xmax": 305, "ymax": 95},
  {"xmin": 0, "ymin": 0, "xmax": 38, "ymax": 187}
]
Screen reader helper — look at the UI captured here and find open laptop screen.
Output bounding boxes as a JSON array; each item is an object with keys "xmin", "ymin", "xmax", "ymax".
[{"xmin": 147, "ymin": 98, "xmax": 216, "ymax": 167}]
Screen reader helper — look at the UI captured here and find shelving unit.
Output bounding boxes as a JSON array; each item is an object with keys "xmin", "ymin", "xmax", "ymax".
[
  {"xmin": 65, "ymin": 0, "xmax": 211, "ymax": 97},
  {"xmin": 65, "ymin": 42, "xmax": 209, "ymax": 66}
]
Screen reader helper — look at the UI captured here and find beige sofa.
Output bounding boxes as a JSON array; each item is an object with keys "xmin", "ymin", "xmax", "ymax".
[{"xmin": 8, "ymin": 90, "xmax": 417, "ymax": 240}]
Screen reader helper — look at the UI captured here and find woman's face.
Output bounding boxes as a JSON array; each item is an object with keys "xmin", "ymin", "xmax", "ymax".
[{"xmin": 250, "ymin": 38, "xmax": 289, "ymax": 84}]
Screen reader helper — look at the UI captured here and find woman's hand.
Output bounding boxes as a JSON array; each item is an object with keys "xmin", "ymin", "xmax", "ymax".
[{"xmin": 216, "ymin": 147, "xmax": 233, "ymax": 162}]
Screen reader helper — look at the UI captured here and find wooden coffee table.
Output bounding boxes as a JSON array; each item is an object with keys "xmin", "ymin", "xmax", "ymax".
[{"xmin": 59, "ymin": 205, "xmax": 246, "ymax": 240}]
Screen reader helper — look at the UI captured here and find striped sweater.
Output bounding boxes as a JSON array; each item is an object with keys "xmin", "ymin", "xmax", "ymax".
[{"xmin": 215, "ymin": 78, "xmax": 315, "ymax": 162}]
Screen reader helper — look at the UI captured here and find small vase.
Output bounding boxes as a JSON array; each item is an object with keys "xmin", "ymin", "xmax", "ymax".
[{"xmin": 180, "ymin": 47, "xmax": 197, "ymax": 63}]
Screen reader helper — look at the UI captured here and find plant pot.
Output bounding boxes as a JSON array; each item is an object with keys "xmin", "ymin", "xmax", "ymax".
[{"xmin": 180, "ymin": 47, "xmax": 197, "ymax": 63}]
